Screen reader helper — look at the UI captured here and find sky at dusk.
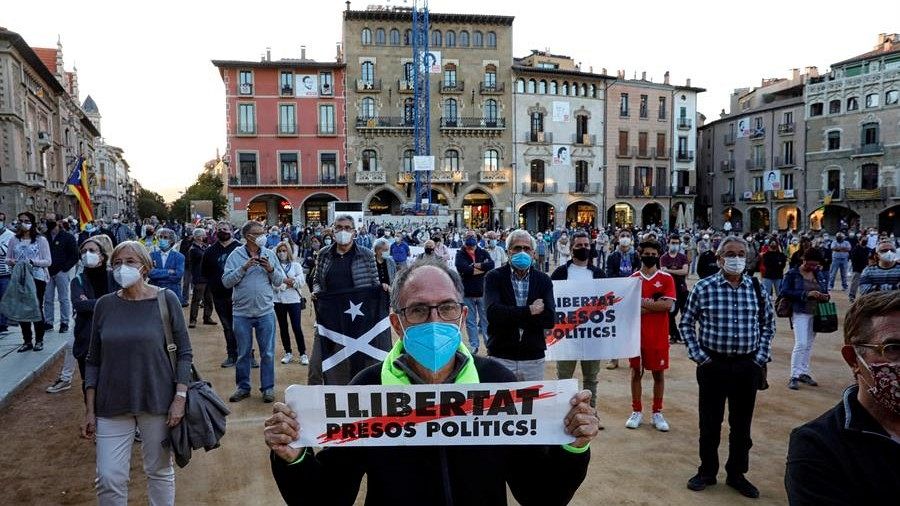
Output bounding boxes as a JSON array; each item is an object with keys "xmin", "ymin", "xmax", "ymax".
[{"xmin": 4, "ymin": 0, "xmax": 894, "ymax": 200}]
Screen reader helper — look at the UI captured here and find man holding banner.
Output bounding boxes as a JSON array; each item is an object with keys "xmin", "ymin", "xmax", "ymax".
[
  {"xmin": 264, "ymin": 257, "xmax": 598, "ymax": 505},
  {"xmin": 310, "ymin": 215, "xmax": 386, "ymax": 385},
  {"xmin": 550, "ymin": 231, "xmax": 606, "ymax": 410}
]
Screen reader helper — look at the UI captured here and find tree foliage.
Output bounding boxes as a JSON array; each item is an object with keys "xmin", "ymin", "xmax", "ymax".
[
  {"xmin": 136, "ymin": 189, "xmax": 169, "ymax": 221},
  {"xmin": 170, "ymin": 172, "xmax": 227, "ymax": 222}
]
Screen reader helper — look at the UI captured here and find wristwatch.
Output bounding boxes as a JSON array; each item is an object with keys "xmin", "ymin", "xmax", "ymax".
[{"xmin": 176, "ymin": 391, "xmax": 187, "ymax": 398}]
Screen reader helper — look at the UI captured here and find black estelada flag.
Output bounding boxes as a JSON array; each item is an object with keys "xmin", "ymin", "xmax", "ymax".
[{"xmin": 314, "ymin": 286, "xmax": 392, "ymax": 385}]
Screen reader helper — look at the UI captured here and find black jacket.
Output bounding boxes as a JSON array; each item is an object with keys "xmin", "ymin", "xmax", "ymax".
[
  {"xmin": 270, "ymin": 357, "xmax": 589, "ymax": 506},
  {"xmin": 761, "ymin": 250, "xmax": 787, "ymax": 280},
  {"xmin": 550, "ymin": 261, "xmax": 606, "ymax": 280},
  {"xmin": 484, "ymin": 264, "xmax": 555, "ymax": 360},
  {"xmin": 188, "ymin": 243, "xmax": 208, "ymax": 283},
  {"xmin": 200, "ymin": 241, "xmax": 241, "ymax": 297},
  {"xmin": 605, "ymin": 249, "xmax": 640, "ymax": 278},
  {"xmin": 696, "ymin": 250, "xmax": 720, "ymax": 279},
  {"xmin": 850, "ymin": 244, "xmax": 870, "ymax": 273},
  {"xmin": 455, "ymin": 247, "xmax": 495, "ymax": 297},
  {"xmin": 70, "ymin": 269, "xmax": 119, "ymax": 359},
  {"xmin": 46, "ymin": 230, "xmax": 79, "ymax": 276},
  {"xmin": 785, "ymin": 385, "xmax": 900, "ymax": 505}
]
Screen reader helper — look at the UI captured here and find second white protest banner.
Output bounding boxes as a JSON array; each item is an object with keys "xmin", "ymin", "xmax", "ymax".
[
  {"xmin": 545, "ymin": 277, "xmax": 642, "ymax": 361},
  {"xmin": 285, "ymin": 379, "xmax": 578, "ymax": 448}
]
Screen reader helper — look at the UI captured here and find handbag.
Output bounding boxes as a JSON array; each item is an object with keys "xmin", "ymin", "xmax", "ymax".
[
  {"xmin": 774, "ymin": 294, "xmax": 793, "ymax": 318},
  {"xmin": 813, "ymin": 301, "xmax": 838, "ymax": 333},
  {"xmin": 158, "ymin": 289, "xmax": 230, "ymax": 467},
  {"xmin": 0, "ymin": 262, "xmax": 42, "ymax": 322}
]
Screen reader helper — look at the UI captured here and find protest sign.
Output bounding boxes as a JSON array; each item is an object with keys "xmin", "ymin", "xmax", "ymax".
[
  {"xmin": 285, "ymin": 379, "xmax": 578, "ymax": 448},
  {"xmin": 545, "ymin": 278, "xmax": 641, "ymax": 361}
]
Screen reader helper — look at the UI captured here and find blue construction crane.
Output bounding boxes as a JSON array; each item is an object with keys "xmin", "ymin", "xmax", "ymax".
[{"xmin": 411, "ymin": 0, "xmax": 431, "ymax": 214}]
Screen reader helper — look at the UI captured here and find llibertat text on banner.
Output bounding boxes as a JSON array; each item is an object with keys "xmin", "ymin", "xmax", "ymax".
[
  {"xmin": 285, "ymin": 380, "xmax": 579, "ymax": 448},
  {"xmin": 544, "ymin": 278, "xmax": 642, "ymax": 361}
]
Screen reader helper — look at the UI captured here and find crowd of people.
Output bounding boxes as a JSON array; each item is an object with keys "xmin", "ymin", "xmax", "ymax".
[{"xmin": 2, "ymin": 208, "xmax": 897, "ymax": 504}]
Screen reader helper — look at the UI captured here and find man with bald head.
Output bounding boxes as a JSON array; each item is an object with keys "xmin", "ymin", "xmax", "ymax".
[{"xmin": 264, "ymin": 257, "xmax": 598, "ymax": 505}]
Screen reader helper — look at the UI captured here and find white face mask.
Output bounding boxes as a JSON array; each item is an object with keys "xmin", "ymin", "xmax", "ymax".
[
  {"xmin": 335, "ymin": 230, "xmax": 353, "ymax": 246},
  {"xmin": 722, "ymin": 257, "xmax": 746, "ymax": 274},
  {"xmin": 113, "ymin": 264, "xmax": 142, "ymax": 288},
  {"xmin": 254, "ymin": 235, "xmax": 267, "ymax": 249},
  {"xmin": 81, "ymin": 251, "xmax": 101, "ymax": 268},
  {"xmin": 879, "ymin": 251, "xmax": 896, "ymax": 263}
]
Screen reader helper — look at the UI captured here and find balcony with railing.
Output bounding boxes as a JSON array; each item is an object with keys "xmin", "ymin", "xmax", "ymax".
[
  {"xmin": 636, "ymin": 147, "xmax": 652, "ymax": 159},
  {"xmin": 676, "ymin": 150, "xmax": 695, "ymax": 162},
  {"xmin": 746, "ymin": 158, "xmax": 766, "ymax": 171},
  {"xmin": 632, "ymin": 185, "xmax": 669, "ymax": 197},
  {"xmin": 740, "ymin": 191, "xmax": 767, "ymax": 203},
  {"xmin": 615, "ymin": 185, "xmax": 632, "ymax": 197},
  {"xmin": 851, "ymin": 143, "xmax": 885, "ymax": 157},
  {"xmin": 440, "ymin": 80, "xmax": 465, "ymax": 93},
  {"xmin": 749, "ymin": 129, "xmax": 766, "ymax": 140},
  {"xmin": 724, "ymin": 133, "xmax": 735, "ymax": 145},
  {"xmin": 355, "ymin": 116, "xmax": 414, "ymax": 131},
  {"xmin": 721, "ymin": 159, "xmax": 735, "ymax": 172},
  {"xmin": 772, "ymin": 189, "xmax": 798, "ymax": 201},
  {"xmin": 355, "ymin": 171, "xmax": 387, "ymax": 185},
  {"xmin": 397, "ymin": 79, "xmax": 414, "ymax": 93},
  {"xmin": 479, "ymin": 170, "xmax": 509, "ymax": 184},
  {"xmin": 654, "ymin": 147, "xmax": 669, "ymax": 160},
  {"xmin": 525, "ymin": 131, "xmax": 552, "ymax": 144},
  {"xmin": 845, "ymin": 188, "xmax": 885, "ymax": 201},
  {"xmin": 569, "ymin": 182, "xmax": 600, "ymax": 195},
  {"xmin": 774, "ymin": 156, "xmax": 796, "ymax": 168},
  {"xmin": 399, "ymin": 170, "xmax": 469, "ymax": 184},
  {"xmin": 677, "ymin": 117, "xmax": 692, "ymax": 130},
  {"xmin": 572, "ymin": 133, "xmax": 596, "ymax": 146},
  {"xmin": 721, "ymin": 193, "xmax": 736, "ymax": 204},
  {"xmin": 616, "ymin": 146, "xmax": 635, "ymax": 158},
  {"xmin": 778, "ymin": 123, "xmax": 795, "ymax": 135},
  {"xmin": 522, "ymin": 182, "xmax": 557, "ymax": 195},
  {"xmin": 479, "ymin": 82, "xmax": 505, "ymax": 94},
  {"xmin": 672, "ymin": 186, "xmax": 697, "ymax": 196},
  {"xmin": 820, "ymin": 188, "xmax": 842, "ymax": 202},
  {"xmin": 440, "ymin": 117, "xmax": 505, "ymax": 131},
  {"xmin": 229, "ymin": 173, "xmax": 347, "ymax": 187},
  {"xmin": 356, "ymin": 79, "xmax": 382, "ymax": 92}
]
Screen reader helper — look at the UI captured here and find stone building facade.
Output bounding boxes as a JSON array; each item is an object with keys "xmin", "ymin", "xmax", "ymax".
[
  {"xmin": 804, "ymin": 33, "xmax": 900, "ymax": 233},
  {"xmin": 511, "ymin": 51, "xmax": 609, "ymax": 231},
  {"xmin": 697, "ymin": 70, "xmax": 810, "ymax": 232},
  {"xmin": 0, "ymin": 30, "xmax": 99, "ymax": 218},
  {"xmin": 604, "ymin": 72, "xmax": 704, "ymax": 229},
  {"xmin": 81, "ymin": 95, "xmax": 136, "ymax": 220},
  {"xmin": 342, "ymin": 5, "xmax": 515, "ymax": 228}
]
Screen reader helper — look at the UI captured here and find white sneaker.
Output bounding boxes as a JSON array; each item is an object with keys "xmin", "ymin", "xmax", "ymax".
[
  {"xmin": 652, "ymin": 412, "xmax": 670, "ymax": 432},
  {"xmin": 281, "ymin": 353, "xmax": 293, "ymax": 364},
  {"xmin": 46, "ymin": 378, "xmax": 72, "ymax": 393},
  {"xmin": 299, "ymin": 354, "xmax": 309, "ymax": 366},
  {"xmin": 625, "ymin": 411, "xmax": 643, "ymax": 429}
]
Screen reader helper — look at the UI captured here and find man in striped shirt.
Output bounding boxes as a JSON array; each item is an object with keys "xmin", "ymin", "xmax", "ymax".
[
  {"xmin": 679, "ymin": 236, "xmax": 774, "ymax": 500},
  {"xmin": 858, "ymin": 240, "xmax": 900, "ymax": 295}
]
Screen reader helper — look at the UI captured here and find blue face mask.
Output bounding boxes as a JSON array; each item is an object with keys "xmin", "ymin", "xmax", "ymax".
[
  {"xmin": 510, "ymin": 251, "xmax": 533, "ymax": 270},
  {"xmin": 465, "ymin": 237, "xmax": 478, "ymax": 248},
  {"xmin": 402, "ymin": 321, "xmax": 462, "ymax": 373},
  {"xmin": 158, "ymin": 239, "xmax": 171, "ymax": 251}
]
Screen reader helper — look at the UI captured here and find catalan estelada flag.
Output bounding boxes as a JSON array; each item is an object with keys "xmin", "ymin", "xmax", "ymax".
[{"xmin": 67, "ymin": 156, "xmax": 94, "ymax": 230}]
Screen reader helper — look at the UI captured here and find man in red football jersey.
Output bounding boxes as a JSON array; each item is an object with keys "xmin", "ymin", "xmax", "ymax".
[{"xmin": 626, "ymin": 240, "xmax": 676, "ymax": 432}]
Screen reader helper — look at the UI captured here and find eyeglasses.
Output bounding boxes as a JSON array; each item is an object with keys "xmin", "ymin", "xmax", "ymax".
[
  {"xmin": 399, "ymin": 302, "xmax": 464, "ymax": 324},
  {"xmin": 509, "ymin": 244, "xmax": 533, "ymax": 253},
  {"xmin": 333, "ymin": 224, "xmax": 354, "ymax": 232},
  {"xmin": 855, "ymin": 343, "xmax": 900, "ymax": 362}
]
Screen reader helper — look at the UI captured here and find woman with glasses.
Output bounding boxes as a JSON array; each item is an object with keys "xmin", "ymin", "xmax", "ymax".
[{"xmin": 6, "ymin": 212, "xmax": 52, "ymax": 352}]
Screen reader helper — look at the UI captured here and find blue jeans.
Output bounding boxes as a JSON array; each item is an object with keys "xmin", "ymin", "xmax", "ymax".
[
  {"xmin": 0, "ymin": 275, "xmax": 9, "ymax": 328},
  {"xmin": 44, "ymin": 270, "xmax": 72, "ymax": 325},
  {"xmin": 760, "ymin": 277, "xmax": 781, "ymax": 299},
  {"xmin": 463, "ymin": 296, "xmax": 488, "ymax": 350},
  {"xmin": 829, "ymin": 257, "xmax": 849, "ymax": 290},
  {"xmin": 233, "ymin": 312, "xmax": 276, "ymax": 392}
]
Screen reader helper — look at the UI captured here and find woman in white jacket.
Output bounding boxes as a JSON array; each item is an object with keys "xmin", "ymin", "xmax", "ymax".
[{"xmin": 274, "ymin": 241, "xmax": 308, "ymax": 365}]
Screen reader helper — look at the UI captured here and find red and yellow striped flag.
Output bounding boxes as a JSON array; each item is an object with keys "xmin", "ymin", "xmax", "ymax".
[{"xmin": 66, "ymin": 156, "xmax": 94, "ymax": 230}]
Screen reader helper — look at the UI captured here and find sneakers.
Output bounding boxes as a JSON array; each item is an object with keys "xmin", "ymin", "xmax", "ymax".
[
  {"xmin": 651, "ymin": 412, "xmax": 670, "ymax": 432},
  {"xmin": 229, "ymin": 389, "xmax": 250, "ymax": 402},
  {"xmin": 59, "ymin": 323, "xmax": 69, "ymax": 333},
  {"xmin": 33, "ymin": 342, "xmax": 44, "ymax": 352},
  {"xmin": 299, "ymin": 354, "xmax": 309, "ymax": 366},
  {"xmin": 188, "ymin": 321, "xmax": 197, "ymax": 329},
  {"xmin": 220, "ymin": 356, "xmax": 236, "ymax": 368},
  {"xmin": 203, "ymin": 319, "xmax": 218, "ymax": 325},
  {"xmin": 42, "ymin": 322, "xmax": 54, "ymax": 332},
  {"xmin": 606, "ymin": 359, "xmax": 619, "ymax": 370},
  {"xmin": 726, "ymin": 474, "xmax": 760, "ymax": 499},
  {"xmin": 687, "ymin": 473, "xmax": 717, "ymax": 491},
  {"xmin": 625, "ymin": 411, "xmax": 643, "ymax": 429},
  {"xmin": 262, "ymin": 389, "xmax": 275, "ymax": 403},
  {"xmin": 17, "ymin": 343, "xmax": 33, "ymax": 353},
  {"xmin": 281, "ymin": 352, "xmax": 294, "ymax": 364},
  {"xmin": 46, "ymin": 379, "xmax": 72, "ymax": 393},
  {"xmin": 798, "ymin": 374, "xmax": 818, "ymax": 386},
  {"xmin": 788, "ymin": 377, "xmax": 800, "ymax": 390}
]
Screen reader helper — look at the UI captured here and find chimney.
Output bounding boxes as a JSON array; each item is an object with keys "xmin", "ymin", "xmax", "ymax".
[
  {"xmin": 336, "ymin": 42, "xmax": 343, "ymax": 62},
  {"xmin": 641, "ymin": 71, "xmax": 646, "ymax": 81},
  {"xmin": 589, "ymin": 66, "xmax": 593, "ymax": 73},
  {"xmin": 345, "ymin": 1, "xmax": 351, "ymax": 11},
  {"xmin": 617, "ymin": 69, "xmax": 624, "ymax": 79},
  {"xmin": 791, "ymin": 68, "xmax": 800, "ymax": 81},
  {"xmin": 301, "ymin": 45, "xmax": 307, "ymax": 60},
  {"xmin": 266, "ymin": 47, "xmax": 271, "ymax": 61},
  {"xmin": 601, "ymin": 67, "xmax": 607, "ymax": 75},
  {"xmin": 686, "ymin": 78, "xmax": 691, "ymax": 87},
  {"xmin": 663, "ymin": 71, "xmax": 670, "ymax": 85},
  {"xmin": 805, "ymin": 66, "xmax": 819, "ymax": 78}
]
